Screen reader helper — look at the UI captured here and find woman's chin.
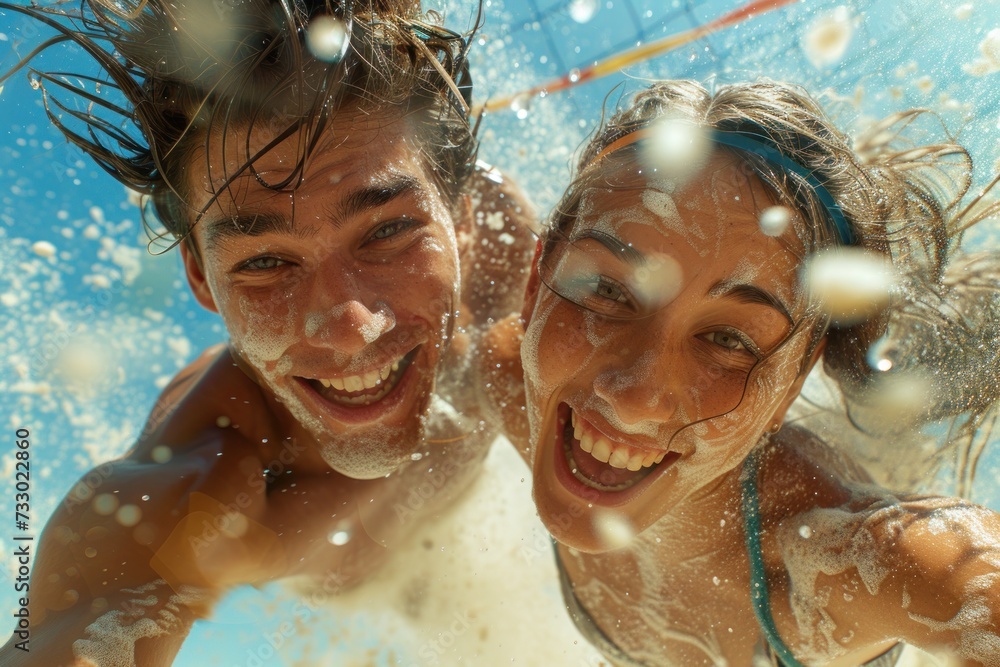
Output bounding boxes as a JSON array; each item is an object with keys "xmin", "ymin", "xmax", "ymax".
[{"xmin": 532, "ymin": 484, "xmax": 656, "ymax": 554}]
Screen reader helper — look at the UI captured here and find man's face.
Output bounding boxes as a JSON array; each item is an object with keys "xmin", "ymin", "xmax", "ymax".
[{"xmin": 182, "ymin": 110, "xmax": 462, "ymax": 479}]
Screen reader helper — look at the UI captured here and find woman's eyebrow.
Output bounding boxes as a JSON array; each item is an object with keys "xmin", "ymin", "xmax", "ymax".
[
  {"xmin": 576, "ymin": 229, "xmax": 645, "ymax": 266},
  {"xmin": 709, "ymin": 280, "xmax": 794, "ymax": 325}
]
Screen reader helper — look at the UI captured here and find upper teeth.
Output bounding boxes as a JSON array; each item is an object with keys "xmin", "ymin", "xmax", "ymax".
[
  {"xmin": 572, "ymin": 412, "xmax": 666, "ymax": 471},
  {"xmin": 317, "ymin": 360, "xmax": 399, "ymax": 392}
]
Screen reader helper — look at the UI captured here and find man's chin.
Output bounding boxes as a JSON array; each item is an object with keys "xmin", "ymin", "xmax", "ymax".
[{"xmin": 317, "ymin": 431, "xmax": 416, "ymax": 480}]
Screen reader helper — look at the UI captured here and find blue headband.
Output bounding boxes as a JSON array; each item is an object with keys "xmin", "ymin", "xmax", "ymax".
[
  {"xmin": 590, "ymin": 127, "xmax": 856, "ymax": 246},
  {"xmin": 711, "ymin": 130, "xmax": 855, "ymax": 246}
]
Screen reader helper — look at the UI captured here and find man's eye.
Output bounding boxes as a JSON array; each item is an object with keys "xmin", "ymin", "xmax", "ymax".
[
  {"xmin": 239, "ymin": 256, "xmax": 287, "ymax": 271},
  {"xmin": 370, "ymin": 218, "xmax": 416, "ymax": 241}
]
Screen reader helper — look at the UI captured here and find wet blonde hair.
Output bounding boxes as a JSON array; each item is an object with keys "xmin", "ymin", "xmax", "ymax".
[{"xmin": 548, "ymin": 80, "xmax": 1000, "ymax": 493}]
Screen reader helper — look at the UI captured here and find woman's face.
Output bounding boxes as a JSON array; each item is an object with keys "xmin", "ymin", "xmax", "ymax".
[{"xmin": 522, "ymin": 151, "xmax": 820, "ymax": 552}]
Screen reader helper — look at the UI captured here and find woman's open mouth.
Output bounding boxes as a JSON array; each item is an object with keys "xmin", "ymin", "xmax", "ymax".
[
  {"xmin": 300, "ymin": 347, "xmax": 419, "ymax": 407},
  {"xmin": 557, "ymin": 403, "xmax": 681, "ymax": 495}
]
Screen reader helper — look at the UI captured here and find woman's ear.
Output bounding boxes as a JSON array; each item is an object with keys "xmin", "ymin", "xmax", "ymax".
[
  {"xmin": 520, "ymin": 238, "xmax": 544, "ymax": 326},
  {"xmin": 180, "ymin": 241, "xmax": 219, "ymax": 313},
  {"xmin": 769, "ymin": 337, "xmax": 827, "ymax": 428}
]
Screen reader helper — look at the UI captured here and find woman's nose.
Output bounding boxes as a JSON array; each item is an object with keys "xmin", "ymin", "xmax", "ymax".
[{"xmin": 592, "ymin": 345, "xmax": 679, "ymax": 427}]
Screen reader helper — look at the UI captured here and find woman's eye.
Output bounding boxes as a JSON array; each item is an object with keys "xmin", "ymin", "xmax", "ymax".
[
  {"xmin": 239, "ymin": 256, "xmax": 287, "ymax": 271},
  {"xmin": 592, "ymin": 277, "xmax": 627, "ymax": 302},
  {"xmin": 704, "ymin": 330, "xmax": 748, "ymax": 352}
]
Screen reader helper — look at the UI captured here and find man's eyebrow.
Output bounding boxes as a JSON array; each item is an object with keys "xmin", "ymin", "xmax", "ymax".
[
  {"xmin": 329, "ymin": 176, "xmax": 424, "ymax": 227},
  {"xmin": 709, "ymin": 280, "xmax": 794, "ymax": 325},
  {"xmin": 201, "ymin": 175, "xmax": 425, "ymax": 250},
  {"xmin": 204, "ymin": 212, "xmax": 294, "ymax": 251},
  {"xmin": 576, "ymin": 229, "xmax": 645, "ymax": 266}
]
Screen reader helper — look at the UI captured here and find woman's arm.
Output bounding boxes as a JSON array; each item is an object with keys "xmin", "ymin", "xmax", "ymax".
[{"xmin": 761, "ymin": 437, "xmax": 1000, "ymax": 666}]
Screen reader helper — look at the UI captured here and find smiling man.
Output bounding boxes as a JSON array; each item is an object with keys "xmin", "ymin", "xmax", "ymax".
[{"xmin": 0, "ymin": 1, "xmax": 532, "ymax": 665}]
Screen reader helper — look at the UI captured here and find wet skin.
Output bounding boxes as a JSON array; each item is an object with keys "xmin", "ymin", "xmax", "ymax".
[
  {"xmin": 2, "ymin": 109, "xmax": 535, "ymax": 667},
  {"xmin": 183, "ymin": 111, "xmax": 464, "ymax": 479},
  {"xmin": 485, "ymin": 152, "xmax": 1000, "ymax": 666}
]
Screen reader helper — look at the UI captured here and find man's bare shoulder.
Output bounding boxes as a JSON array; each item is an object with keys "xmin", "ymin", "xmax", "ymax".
[
  {"xmin": 461, "ymin": 162, "xmax": 538, "ymax": 325},
  {"xmin": 20, "ymin": 346, "xmax": 272, "ymax": 634}
]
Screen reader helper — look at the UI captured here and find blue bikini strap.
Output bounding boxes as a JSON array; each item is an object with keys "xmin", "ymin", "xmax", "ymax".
[{"xmin": 741, "ymin": 446, "xmax": 807, "ymax": 667}]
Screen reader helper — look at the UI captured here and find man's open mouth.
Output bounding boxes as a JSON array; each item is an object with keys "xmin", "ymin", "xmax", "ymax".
[
  {"xmin": 560, "ymin": 404, "xmax": 680, "ymax": 493},
  {"xmin": 302, "ymin": 347, "xmax": 418, "ymax": 407}
]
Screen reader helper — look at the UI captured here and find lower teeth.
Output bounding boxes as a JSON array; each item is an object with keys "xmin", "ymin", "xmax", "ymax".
[{"xmin": 331, "ymin": 384, "xmax": 392, "ymax": 405}]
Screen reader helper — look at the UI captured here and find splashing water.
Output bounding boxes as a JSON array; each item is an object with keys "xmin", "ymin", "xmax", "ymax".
[{"xmin": 964, "ymin": 28, "xmax": 1000, "ymax": 77}]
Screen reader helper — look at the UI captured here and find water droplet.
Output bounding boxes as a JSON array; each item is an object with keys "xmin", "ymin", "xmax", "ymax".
[
  {"xmin": 32, "ymin": 241, "xmax": 56, "ymax": 258},
  {"xmin": 758, "ymin": 206, "xmax": 791, "ymax": 237},
  {"xmin": 799, "ymin": 525, "xmax": 813, "ymax": 539},
  {"xmin": 115, "ymin": 504, "xmax": 142, "ymax": 527},
  {"xmin": 568, "ymin": 0, "xmax": 599, "ymax": 23},
  {"xmin": 151, "ymin": 445, "xmax": 172, "ymax": 463},
  {"xmin": 329, "ymin": 529, "xmax": 351, "ymax": 546},
  {"xmin": 92, "ymin": 494, "xmax": 119, "ymax": 516},
  {"xmin": 592, "ymin": 510, "xmax": 635, "ymax": 549},
  {"xmin": 306, "ymin": 16, "xmax": 350, "ymax": 63},
  {"xmin": 640, "ymin": 115, "xmax": 712, "ymax": 183},
  {"xmin": 510, "ymin": 93, "xmax": 531, "ymax": 117},
  {"xmin": 804, "ymin": 248, "xmax": 895, "ymax": 324},
  {"xmin": 410, "ymin": 452, "xmax": 423, "ymax": 461},
  {"xmin": 802, "ymin": 6, "xmax": 854, "ymax": 69},
  {"xmin": 568, "ymin": 68, "xmax": 581, "ymax": 83}
]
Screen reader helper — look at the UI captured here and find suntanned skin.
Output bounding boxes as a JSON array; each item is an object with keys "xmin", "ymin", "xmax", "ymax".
[
  {"xmin": 1, "ymin": 110, "xmax": 535, "ymax": 667},
  {"xmin": 486, "ymin": 324, "xmax": 1000, "ymax": 667},
  {"xmin": 481, "ymin": 154, "xmax": 1000, "ymax": 666}
]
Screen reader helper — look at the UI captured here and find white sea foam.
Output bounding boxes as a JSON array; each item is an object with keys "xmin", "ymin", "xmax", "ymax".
[
  {"xmin": 303, "ymin": 440, "xmax": 607, "ymax": 665},
  {"xmin": 72, "ymin": 581, "xmax": 211, "ymax": 667}
]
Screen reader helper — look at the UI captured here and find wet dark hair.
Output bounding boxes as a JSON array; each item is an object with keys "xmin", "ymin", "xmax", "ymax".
[
  {"xmin": 1, "ymin": 0, "xmax": 479, "ymax": 250},
  {"xmin": 546, "ymin": 80, "xmax": 1000, "ymax": 492},
  {"xmin": 548, "ymin": 81, "xmax": 992, "ymax": 391}
]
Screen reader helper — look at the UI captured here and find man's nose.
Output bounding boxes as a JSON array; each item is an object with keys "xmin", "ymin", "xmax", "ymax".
[{"xmin": 304, "ymin": 271, "xmax": 395, "ymax": 355}]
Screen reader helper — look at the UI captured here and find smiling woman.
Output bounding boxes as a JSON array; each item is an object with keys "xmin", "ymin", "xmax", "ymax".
[{"xmin": 483, "ymin": 79, "xmax": 1000, "ymax": 666}]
